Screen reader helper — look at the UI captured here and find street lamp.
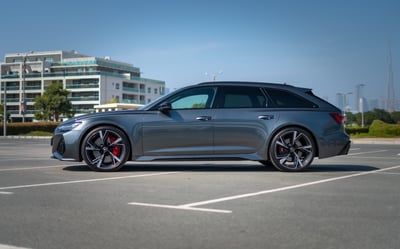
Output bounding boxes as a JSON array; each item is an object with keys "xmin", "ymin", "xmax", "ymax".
[
  {"xmin": 1, "ymin": 63, "xmax": 6, "ymax": 136},
  {"xmin": 336, "ymin": 92, "xmax": 353, "ymax": 113},
  {"xmin": 356, "ymin": 84, "xmax": 366, "ymax": 128},
  {"xmin": 337, "ymin": 92, "xmax": 352, "ymax": 125},
  {"xmin": 21, "ymin": 55, "xmax": 27, "ymax": 122},
  {"xmin": 205, "ymin": 70, "xmax": 223, "ymax": 81}
]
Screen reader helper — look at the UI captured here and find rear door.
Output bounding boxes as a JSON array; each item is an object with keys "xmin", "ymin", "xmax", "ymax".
[{"xmin": 212, "ymin": 86, "xmax": 277, "ymax": 155}]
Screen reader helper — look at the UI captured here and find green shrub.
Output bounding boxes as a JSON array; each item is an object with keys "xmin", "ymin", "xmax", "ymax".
[
  {"xmin": 345, "ymin": 126, "xmax": 369, "ymax": 135},
  {"xmin": 0, "ymin": 122, "xmax": 60, "ymax": 136},
  {"xmin": 368, "ymin": 120, "xmax": 400, "ymax": 137}
]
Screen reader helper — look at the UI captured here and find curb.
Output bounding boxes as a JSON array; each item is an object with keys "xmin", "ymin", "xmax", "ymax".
[
  {"xmin": 351, "ymin": 138, "xmax": 400, "ymax": 145},
  {"xmin": 0, "ymin": 136, "xmax": 51, "ymax": 139}
]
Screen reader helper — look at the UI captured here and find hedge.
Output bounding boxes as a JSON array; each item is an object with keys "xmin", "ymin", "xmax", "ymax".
[
  {"xmin": 0, "ymin": 122, "xmax": 60, "ymax": 136},
  {"xmin": 345, "ymin": 126, "xmax": 369, "ymax": 135},
  {"xmin": 368, "ymin": 120, "xmax": 400, "ymax": 137}
]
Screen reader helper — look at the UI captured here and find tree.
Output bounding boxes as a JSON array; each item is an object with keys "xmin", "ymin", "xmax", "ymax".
[
  {"xmin": 1, "ymin": 103, "xmax": 8, "ymax": 122},
  {"xmin": 34, "ymin": 82, "xmax": 73, "ymax": 121},
  {"xmin": 107, "ymin": 97, "xmax": 119, "ymax": 104},
  {"xmin": 391, "ymin": 111, "xmax": 400, "ymax": 124}
]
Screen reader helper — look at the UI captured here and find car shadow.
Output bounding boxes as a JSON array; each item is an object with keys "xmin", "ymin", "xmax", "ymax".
[{"xmin": 63, "ymin": 163, "xmax": 378, "ymax": 172}]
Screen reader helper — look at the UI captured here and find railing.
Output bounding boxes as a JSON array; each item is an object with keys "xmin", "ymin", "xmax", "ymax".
[
  {"xmin": 122, "ymin": 99, "xmax": 146, "ymax": 105},
  {"xmin": 122, "ymin": 87, "xmax": 140, "ymax": 92},
  {"xmin": 1, "ymin": 71, "xmax": 165, "ymax": 86},
  {"xmin": 66, "ymin": 84, "xmax": 99, "ymax": 89},
  {"xmin": 4, "ymin": 98, "xmax": 19, "ymax": 103},
  {"xmin": 25, "ymin": 86, "xmax": 41, "ymax": 90},
  {"xmin": 68, "ymin": 97, "xmax": 99, "ymax": 101}
]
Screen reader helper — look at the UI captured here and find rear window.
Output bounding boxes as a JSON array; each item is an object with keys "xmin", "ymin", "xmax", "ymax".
[
  {"xmin": 216, "ymin": 86, "xmax": 267, "ymax": 108},
  {"xmin": 265, "ymin": 88, "xmax": 317, "ymax": 108}
]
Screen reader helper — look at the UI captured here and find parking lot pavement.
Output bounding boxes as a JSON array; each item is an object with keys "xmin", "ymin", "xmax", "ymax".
[{"xmin": 0, "ymin": 138, "xmax": 399, "ymax": 249}]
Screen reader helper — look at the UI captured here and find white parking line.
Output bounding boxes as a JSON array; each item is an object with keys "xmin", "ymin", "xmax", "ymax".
[
  {"xmin": 0, "ymin": 172, "xmax": 178, "ymax": 191},
  {"xmin": 0, "ymin": 191, "xmax": 13, "ymax": 195},
  {"xmin": 0, "ymin": 244, "xmax": 32, "ymax": 249},
  {"xmin": 129, "ymin": 165, "xmax": 400, "ymax": 214},
  {"xmin": 128, "ymin": 202, "xmax": 232, "ymax": 214}
]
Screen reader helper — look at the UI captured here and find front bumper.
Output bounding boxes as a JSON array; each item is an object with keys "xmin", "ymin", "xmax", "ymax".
[{"xmin": 51, "ymin": 134, "xmax": 80, "ymax": 161}]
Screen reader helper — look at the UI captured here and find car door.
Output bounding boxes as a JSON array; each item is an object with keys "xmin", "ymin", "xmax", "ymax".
[
  {"xmin": 141, "ymin": 86, "xmax": 217, "ymax": 157},
  {"xmin": 212, "ymin": 85, "xmax": 278, "ymax": 155}
]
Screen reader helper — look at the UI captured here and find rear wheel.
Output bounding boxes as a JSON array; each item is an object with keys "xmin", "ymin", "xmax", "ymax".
[
  {"xmin": 269, "ymin": 127, "xmax": 315, "ymax": 172},
  {"xmin": 81, "ymin": 126, "xmax": 130, "ymax": 172}
]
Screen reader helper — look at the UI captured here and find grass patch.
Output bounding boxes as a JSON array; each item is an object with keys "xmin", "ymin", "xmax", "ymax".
[{"xmin": 24, "ymin": 131, "xmax": 53, "ymax": 136}]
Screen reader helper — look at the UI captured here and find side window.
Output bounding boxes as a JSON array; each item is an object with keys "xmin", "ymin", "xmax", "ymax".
[
  {"xmin": 165, "ymin": 86, "xmax": 216, "ymax": 109},
  {"xmin": 218, "ymin": 86, "xmax": 267, "ymax": 108},
  {"xmin": 265, "ymin": 88, "xmax": 316, "ymax": 108}
]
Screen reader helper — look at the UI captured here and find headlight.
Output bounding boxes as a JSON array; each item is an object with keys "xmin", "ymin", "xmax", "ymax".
[{"xmin": 56, "ymin": 121, "xmax": 82, "ymax": 133}]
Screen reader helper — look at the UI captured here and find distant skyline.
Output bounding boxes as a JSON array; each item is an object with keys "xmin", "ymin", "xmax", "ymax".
[{"xmin": 1, "ymin": 0, "xmax": 399, "ymax": 110}]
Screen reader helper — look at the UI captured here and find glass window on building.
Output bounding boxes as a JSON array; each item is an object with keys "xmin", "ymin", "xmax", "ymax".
[
  {"xmin": 148, "ymin": 87, "xmax": 151, "ymax": 94},
  {"xmin": 154, "ymin": 88, "xmax": 158, "ymax": 94}
]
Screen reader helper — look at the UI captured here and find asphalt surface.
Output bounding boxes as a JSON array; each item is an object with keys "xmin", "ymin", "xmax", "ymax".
[{"xmin": 0, "ymin": 137, "xmax": 399, "ymax": 249}]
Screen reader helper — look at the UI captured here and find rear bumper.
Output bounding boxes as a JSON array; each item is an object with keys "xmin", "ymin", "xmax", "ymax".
[{"xmin": 339, "ymin": 140, "xmax": 351, "ymax": 155}]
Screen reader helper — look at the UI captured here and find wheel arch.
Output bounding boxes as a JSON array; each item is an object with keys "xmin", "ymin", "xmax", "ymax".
[
  {"xmin": 267, "ymin": 124, "xmax": 319, "ymax": 159},
  {"xmin": 78, "ymin": 123, "xmax": 133, "ymax": 162}
]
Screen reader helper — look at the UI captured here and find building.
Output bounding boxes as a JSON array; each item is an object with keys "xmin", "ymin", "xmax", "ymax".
[{"xmin": 0, "ymin": 50, "xmax": 165, "ymax": 122}]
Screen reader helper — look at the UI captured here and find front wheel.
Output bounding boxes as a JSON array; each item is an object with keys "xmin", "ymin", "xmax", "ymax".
[
  {"xmin": 81, "ymin": 126, "xmax": 130, "ymax": 172},
  {"xmin": 269, "ymin": 127, "xmax": 315, "ymax": 172}
]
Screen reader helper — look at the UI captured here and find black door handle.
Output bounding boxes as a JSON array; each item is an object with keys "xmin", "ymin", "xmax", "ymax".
[
  {"xmin": 258, "ymin": 115, "xmax": 274, "ymax": 120},
  {"xmin": 196, "ymin": 116, "xmax": 212, "ymax": 121}
]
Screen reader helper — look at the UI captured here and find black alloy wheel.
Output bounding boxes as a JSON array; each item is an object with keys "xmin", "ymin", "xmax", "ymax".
[
  {"xmin": 81, "ymin": 126, "xmax": 130, "ymax": 172},
  {"xmin": 269, "ymin": 127, "xmax": 315, "ymax": 172}
]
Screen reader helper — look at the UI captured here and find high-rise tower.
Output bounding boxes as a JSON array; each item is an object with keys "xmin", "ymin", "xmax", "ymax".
[{"xmin": 387, "ymin": 39, "xmax": 395, "ymax": 113}]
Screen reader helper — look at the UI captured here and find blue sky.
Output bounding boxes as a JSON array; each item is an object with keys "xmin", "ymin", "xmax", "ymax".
[{"xmin": 1, "ymin": 0, "xmax": 399, "ymax": 109}]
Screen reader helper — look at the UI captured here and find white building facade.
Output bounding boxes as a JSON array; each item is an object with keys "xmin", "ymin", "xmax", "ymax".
[{"xmin": 0, "ymin": 50, "xmax": 165, "ymax": 122}]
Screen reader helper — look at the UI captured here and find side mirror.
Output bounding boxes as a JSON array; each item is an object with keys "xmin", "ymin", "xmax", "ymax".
[{"xmin": 158, "ymin": 102, "xmax": 172, "ymax": 114}]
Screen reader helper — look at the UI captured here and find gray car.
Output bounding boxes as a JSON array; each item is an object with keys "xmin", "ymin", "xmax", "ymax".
[{"xmin": 51, "ymin": 81, "xmax": 350, "ymax": 172}]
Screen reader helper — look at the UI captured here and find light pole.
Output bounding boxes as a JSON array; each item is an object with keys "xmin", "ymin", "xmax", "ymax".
[
  {"xmin": 337, "ymin": 92, "xmax": 353, "ymax": 113},
  {"xmin": 21, "ymin": 55, "xmax": 27, "ymax": 122},
  {"xmin": 205, "ymin": 70, "xmax": 223, "ymax": 81},
  {"xmin": 1, "ymin": 63, "xmax": 6, "ymax": 136},
  {"xmin": 357, "ymin": 84, "xmax": 366, "ymax": 127},
  {"xmin": 337, "ymin": 92, "xmax": 352, "ymax": 125}
]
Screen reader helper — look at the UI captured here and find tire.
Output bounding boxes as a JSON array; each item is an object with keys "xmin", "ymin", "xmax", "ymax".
[
  {"xmin": 269, "ymin": 127, "xmax": 315, "ymax": 172},
  {"xmin": 81, "ymin": 126, "xmax": 130, "ymax": 172}
]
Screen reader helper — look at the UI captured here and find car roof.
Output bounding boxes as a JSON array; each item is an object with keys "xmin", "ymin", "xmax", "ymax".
[{"xmin": 197, "ymin": 81, "xmax": 312, "ymax": 92}]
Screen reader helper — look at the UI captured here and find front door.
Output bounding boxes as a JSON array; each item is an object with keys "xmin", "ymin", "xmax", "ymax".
[{"xmin": 141, "ymin": 86, "xmax": 217, "ymax": 157}]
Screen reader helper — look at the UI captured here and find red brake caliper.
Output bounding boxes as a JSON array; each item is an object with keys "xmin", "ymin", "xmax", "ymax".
[{"xmin": 108, "ymin": 135, "xmax": 121, "ymax": 157}]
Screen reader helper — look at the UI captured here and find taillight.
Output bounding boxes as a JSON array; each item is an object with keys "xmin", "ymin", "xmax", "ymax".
[{"xmin": 330, "ymin": 113, "xmax": 345, "ymax": 124}]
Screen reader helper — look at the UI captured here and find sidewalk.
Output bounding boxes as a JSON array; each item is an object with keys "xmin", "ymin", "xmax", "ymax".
[
  {"xmin": 0, "ymin": 135, "xmax": 51, "ymax": 139},
  {"xmin": 351, "ymin": 137, "xmax": 400, "ymax": 145}
]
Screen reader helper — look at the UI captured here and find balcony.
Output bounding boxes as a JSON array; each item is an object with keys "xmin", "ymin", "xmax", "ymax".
[
  {"xmin": 122, "ymin": 99, "xmax": 146, "ymax": 105},
  {"xmin": 68, "ymin": 96, "xmax": 99, "ymax": 101},
  {"xmin": 66, "ymin": 83, "xmax": 99, "ymax": 89},
  {"xmin": 25, "ymin": 86, "xmax": 41, "ymax": 90},
  {"xmin": 122, "ymin": 86, "xmax": 140, "ymax": 93}
]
